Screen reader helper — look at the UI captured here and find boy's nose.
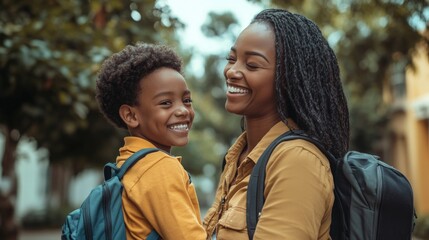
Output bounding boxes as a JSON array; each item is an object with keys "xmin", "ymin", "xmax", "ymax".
[{"xmin": 174, "ymin": 106, "xmax": 189, "ymax": 117}]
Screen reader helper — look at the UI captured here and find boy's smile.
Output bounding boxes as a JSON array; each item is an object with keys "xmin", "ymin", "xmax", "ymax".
[{"xmin": 130, "ymin": 67, "xmax": 194, "ymax": 152}]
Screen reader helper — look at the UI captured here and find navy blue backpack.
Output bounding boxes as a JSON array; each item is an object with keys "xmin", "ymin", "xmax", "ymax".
[
  {"xmin": 61, "ymin": 148, "xmax": 161, "ymax": 240},
  {"xmin": 244, "ymin": 131, "xmax": 417, "ymax": 240}
]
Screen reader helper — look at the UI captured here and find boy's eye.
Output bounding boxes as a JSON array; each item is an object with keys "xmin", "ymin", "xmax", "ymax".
[
  {"xmin": 160, "ymin": 100, "xmax": 172, "ymax": 106},
  {"xmin": 184, "ymin": 98, "xmax": 193, "ymax": 104}
]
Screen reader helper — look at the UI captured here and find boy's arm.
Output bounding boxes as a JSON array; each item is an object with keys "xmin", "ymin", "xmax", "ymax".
[{"xmin": 134, "ymin": 157, "xmax": 206, "ymax": 240}]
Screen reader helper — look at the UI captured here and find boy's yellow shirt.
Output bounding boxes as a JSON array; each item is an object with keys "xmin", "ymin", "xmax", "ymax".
[{"xmin": 116, "ymin": 136, "xmax": 206, "ymax": 240}]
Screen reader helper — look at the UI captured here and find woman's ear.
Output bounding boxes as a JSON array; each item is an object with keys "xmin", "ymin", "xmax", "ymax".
[{"xmin": 119, "ymin": 104, "xmax": 139, "ymax": 128}]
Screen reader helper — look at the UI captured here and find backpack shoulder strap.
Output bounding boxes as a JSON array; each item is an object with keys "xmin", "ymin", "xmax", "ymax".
[
  {"xmin": 117, "ymin": 148, "xmax": 158, "ymax": 179},
  {"xmin": 246, "ymin": 130, "xmax": 336, "ymax": 239},
  {"xmin": 104, "ymin": 148, "xmax": 159, "ymax": 180}
]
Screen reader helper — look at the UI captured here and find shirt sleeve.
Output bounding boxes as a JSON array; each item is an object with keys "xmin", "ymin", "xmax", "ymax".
[
  {"xmin": 254, "ymin": 143, "xmax": 334, "ymax": 240},
  {"xmin": 128, "ymin": 156, "xmax": 206, "ymax": 240}
]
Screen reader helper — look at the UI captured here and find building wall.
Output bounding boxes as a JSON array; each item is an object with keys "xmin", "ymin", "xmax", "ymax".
[{"xmin": 405, "ymin": 41, "xmax": 429, "ymax": 215}]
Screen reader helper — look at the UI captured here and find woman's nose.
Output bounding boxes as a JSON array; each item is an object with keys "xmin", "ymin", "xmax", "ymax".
[{"xmin": 225, "ymin": 65, "xmax": 243, "ymax": 81}]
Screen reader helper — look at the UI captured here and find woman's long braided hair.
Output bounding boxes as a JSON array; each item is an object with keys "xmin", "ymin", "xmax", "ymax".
[{"xmin": 252, "ymin": 9, "xmax": 350, "ymax": 158}]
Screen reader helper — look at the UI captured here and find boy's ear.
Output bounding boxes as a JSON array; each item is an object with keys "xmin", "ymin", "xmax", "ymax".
[{"xmin": 119, "ymin": 104, "xmax": 139, "ymax": 128}]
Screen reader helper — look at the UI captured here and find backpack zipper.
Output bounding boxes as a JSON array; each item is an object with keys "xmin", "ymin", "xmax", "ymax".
[
  {"xmin": 83, "ymin": 197, "xmax": 93, "ymax": 240},
  {"xmin": 103, "ymin": 184, "xmax": 113, "ymax": 240}
]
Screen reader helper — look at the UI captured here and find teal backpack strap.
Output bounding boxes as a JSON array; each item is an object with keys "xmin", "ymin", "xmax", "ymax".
[
  {"xmin": 117, "ymin": 148, "xmax": 159, "ymax": 179},
  {"xmin": 118, "ymin": 148, "xmax": 161, "ymax": 240},
  {"xmin": 147, "ymin": 230, "xmax": 161, "ymax": 240},
  {"xmin": 103, "ymin": 148, "xmax": 158, "ymax": 180},
  {"xmin": 104, "ymin": 162, "xmax": 119, "ymax": 180},
  {"xmin": 106, "ymin": 148, "xmax": 161, "ymax": 239}
]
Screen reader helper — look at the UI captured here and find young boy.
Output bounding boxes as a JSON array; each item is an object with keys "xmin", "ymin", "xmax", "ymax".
[{"xmin": 95, "ymin": 42, "xmax": 206, "ymax": 239}]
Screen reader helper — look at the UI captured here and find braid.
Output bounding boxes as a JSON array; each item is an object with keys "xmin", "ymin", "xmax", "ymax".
[{"xmin": 252, "ymin": 9, "xmax": 350, "ymax": 158}]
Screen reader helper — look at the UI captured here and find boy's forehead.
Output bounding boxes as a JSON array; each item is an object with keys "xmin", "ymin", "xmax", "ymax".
[{"xmin": 139, "ymin": 67, "xmax": 189, "ymax": 96}]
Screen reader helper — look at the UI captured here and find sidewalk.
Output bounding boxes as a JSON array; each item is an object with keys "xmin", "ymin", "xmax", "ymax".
[
  {"xmin": 19, "ymin": 228, "xmax": 424, "ymax": 239},
  {"xmin": 19, "ymin": 229, "xmax": 61, "ymax": 240}
]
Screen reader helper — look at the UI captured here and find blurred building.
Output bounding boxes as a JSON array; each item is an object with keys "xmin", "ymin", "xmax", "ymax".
[{"xmin": 383, "ymin": 39, "xmax": 429, "ymax": 215}]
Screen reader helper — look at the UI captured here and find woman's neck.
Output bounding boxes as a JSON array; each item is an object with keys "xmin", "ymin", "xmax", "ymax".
[{"xmin": 244, "ymin": 113, "xmax": 281, "ymax": 153}]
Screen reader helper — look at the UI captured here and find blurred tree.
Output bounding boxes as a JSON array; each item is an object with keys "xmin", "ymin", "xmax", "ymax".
[
  {"xmin": 1, "ymin": 0, "xmax": 425, "ymax": 237},
  {"xmin": 247, "ymin": 0, "xmax": 428, "ymax": 153},
  {"xmin": 170, "ymin": 12, "xmax": 244, "ymax": 209},
  {"xmin": 175, "ymin": 12, "xmax": 242, "ymax": 174},
  {"xmin": 0, "ymin": 0, "xmax": 183, "ymax": 238}
]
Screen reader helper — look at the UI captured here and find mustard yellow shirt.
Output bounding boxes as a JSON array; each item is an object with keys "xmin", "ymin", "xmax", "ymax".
[
  {"xmin": 204, "ymin": 122, "xmax": 334, "ymax": 240},
  {"xmin": 116, "ymin": 137, "xmax": 206, "ymax": 240}
]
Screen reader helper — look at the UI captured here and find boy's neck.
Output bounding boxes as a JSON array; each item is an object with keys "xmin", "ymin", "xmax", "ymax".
[{"xmin": 129, "ymin": 133, "xmax": 172, "ymax": 153}]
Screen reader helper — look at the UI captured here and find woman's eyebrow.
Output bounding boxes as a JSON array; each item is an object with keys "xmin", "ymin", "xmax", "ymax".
[
  {"xmin": 230, "ymin": 47, "xmax": 270, "ymax": 63},
  {"xmin": 245, "ymin": 50, "xmax": 270, "ymax": 63}
]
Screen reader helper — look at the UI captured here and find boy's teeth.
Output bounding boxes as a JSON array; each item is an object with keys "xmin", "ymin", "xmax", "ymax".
[{"xmin": 169, "ymin": 124, "xmax": 188, "ymax": 130}]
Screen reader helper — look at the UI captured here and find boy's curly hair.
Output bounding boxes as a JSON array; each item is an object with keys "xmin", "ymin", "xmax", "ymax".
[{"xmin": 95, "ymin": 42, "xmax": 182, "ymax": 129}]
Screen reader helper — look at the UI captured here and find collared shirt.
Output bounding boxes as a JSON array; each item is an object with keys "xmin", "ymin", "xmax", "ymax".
[
  {"xmin": 204, "ymin": 121, "xmax": 334, "ymax": 240},
  {"xmin": 117, "ymin": 137, "xmax": 206, "ymax": 240}
]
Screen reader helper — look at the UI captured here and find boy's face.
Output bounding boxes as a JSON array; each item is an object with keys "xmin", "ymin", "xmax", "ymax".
[{"xmin": 132, "ymin": 67, "xmax": 194, "ymax": 152}]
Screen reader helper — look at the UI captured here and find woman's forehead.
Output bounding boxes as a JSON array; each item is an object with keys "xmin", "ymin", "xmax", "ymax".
[{"xmin": 232, "ymin": 22, "xmax": 275, "ymax": 56}]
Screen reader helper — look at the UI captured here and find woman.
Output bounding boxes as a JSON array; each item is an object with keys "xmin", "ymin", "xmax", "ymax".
[{"xmin": 203, "ymin": 9, "xmax": 349, "ymax": 240}]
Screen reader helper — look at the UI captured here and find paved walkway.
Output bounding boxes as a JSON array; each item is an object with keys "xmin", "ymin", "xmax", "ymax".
[
  {"xmin": 19, "ymin": 228, "xmax": 424, "ymax": 239},
  {"xmin": 19, "ymin": 229, "xmax": 61, "ymax": 240}
]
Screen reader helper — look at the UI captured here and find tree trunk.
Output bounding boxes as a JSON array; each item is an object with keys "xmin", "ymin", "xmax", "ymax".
[
  {"xmin": 48, "ymin": 162, "xmax": 73, "ymax": 210},
  {"xmin": 0, "ymin": 127, "xmax": 19, "ymax": 240}
]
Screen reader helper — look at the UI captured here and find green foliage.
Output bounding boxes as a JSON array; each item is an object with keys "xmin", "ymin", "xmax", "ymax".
[
  {"xmin": 1, "ymin": 0, "xmax": 426, "ymax": 190},
  {"xmin": 201, "ymin": 12, "xmax": 239, "ymax": 40},
  {"xmin": 246, "ymin": 0, "xmax": 428, "ymax": 153},
  {"xmin": 0, "ymin": 0, "xmax": 183, "ymax": 170}
]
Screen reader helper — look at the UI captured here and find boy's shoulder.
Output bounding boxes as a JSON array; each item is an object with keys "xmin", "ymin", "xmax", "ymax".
[
  {"xmin": 124, "ymin": 149, "xmax": 179, "ymax": 171},
  {"xmin": 122, "ymin": 150, "xmax": 184, "ymax": 181},
  {"xmin": 122, "ymin": 151, "xmax": 188, "ymax": 194}
]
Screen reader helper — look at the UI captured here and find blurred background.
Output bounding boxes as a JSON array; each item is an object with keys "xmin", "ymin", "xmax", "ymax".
[{"xmin": 1, "ymin": 0, "xmax": 428, "ymax": 239}]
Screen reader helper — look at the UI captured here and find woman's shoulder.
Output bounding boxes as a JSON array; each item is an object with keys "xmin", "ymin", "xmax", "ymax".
[
  {"xmin": 265, "ymin": 139, "xmax": 334, "ymax": 191},
  {"xmin": 269, "ymin": 138, "xmax": 331, "ymax": 169}
]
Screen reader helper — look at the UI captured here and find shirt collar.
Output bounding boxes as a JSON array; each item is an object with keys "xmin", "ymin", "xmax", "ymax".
[
  {"xmin": 246, "ymin": 121, "xmax": 292, "ymax": 163},
  {"xmin": 225, "ymin": 121, "xmax": 294, "ymax": 165},
  {"xmin": 116, "ymin": 136, "xmax": 181, "ymax": 163}
]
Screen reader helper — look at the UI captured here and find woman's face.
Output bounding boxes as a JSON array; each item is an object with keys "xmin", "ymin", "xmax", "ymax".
[{"xmin": 224, "ymin": 22, "xmax": 277, "ymax": 119}]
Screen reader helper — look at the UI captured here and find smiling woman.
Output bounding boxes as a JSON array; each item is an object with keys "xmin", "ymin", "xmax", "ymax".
[
  {"xmin": 224, "ymin": 22, "xmax": 276, "ymax": 118},
  {"xmin": 203, "ymin": 8, "xmax": 350, "ymax": 240}
]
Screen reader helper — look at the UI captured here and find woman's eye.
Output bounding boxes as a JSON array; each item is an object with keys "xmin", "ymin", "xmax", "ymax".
[{"xmin": 247, "ymin": 63, "xmax": 258, "ymax": 70}]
